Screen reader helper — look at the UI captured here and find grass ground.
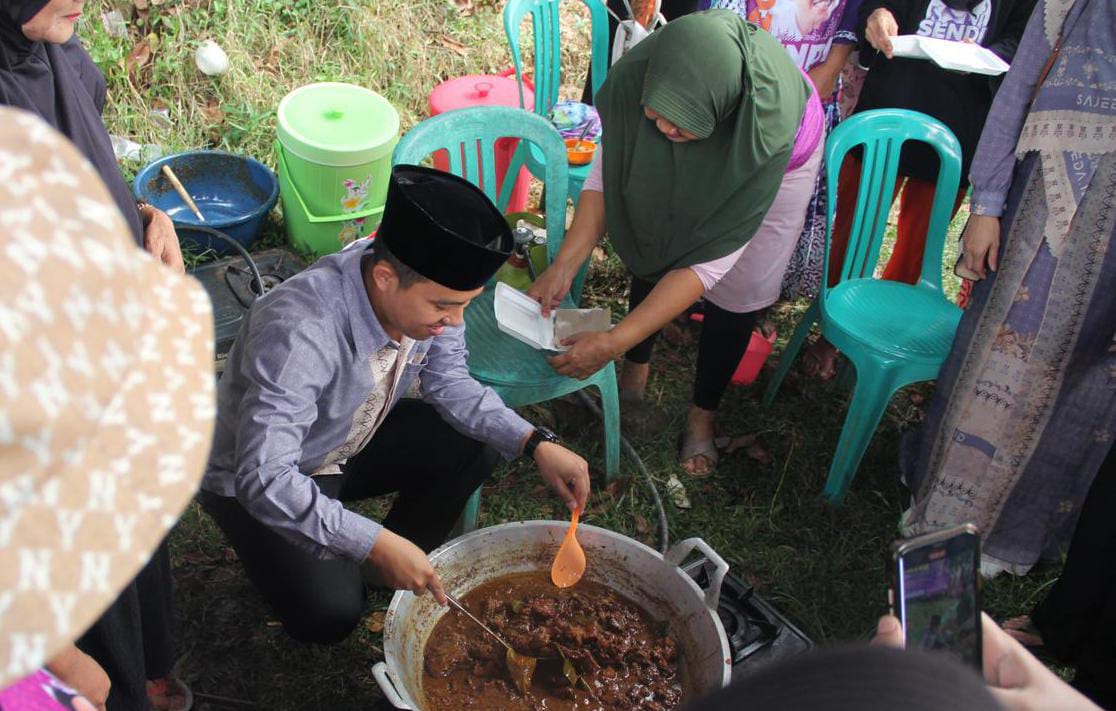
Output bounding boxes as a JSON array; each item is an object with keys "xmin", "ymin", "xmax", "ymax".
[{"xmin": 82, "ymin": 1, "xmax": 1059, "ymax": 708}]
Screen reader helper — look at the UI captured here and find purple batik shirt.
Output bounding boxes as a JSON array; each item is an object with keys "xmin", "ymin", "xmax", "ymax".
[{"xmin": 202, "ymin": 243, "xmax": 533, "ymax": 563}]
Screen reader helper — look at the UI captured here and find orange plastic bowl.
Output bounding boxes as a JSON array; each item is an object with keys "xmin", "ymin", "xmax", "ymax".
[{"xmin": 565, "ymin": 138, "xmax": 597, "ymax": 165}]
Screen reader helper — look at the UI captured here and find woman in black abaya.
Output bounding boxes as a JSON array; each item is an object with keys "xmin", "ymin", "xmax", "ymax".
[{"xmin": 2, "ymin": 3, "xmax": 190, "ymax": 709}]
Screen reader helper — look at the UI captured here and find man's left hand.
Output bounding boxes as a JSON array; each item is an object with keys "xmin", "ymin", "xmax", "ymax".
[
  {"xmin": 141, "ymin": 205, "xmax": 186, "ymax": 273},
  {"xmin": 548, "ymin": 331, "xmax": 618, "ymax": 380},
  {"xmin": 534, "ymin": 442, "xmax": 590, "ymax": 513}
]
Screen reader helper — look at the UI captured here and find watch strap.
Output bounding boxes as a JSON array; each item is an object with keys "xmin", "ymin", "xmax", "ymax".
[{"xmin": 524, "ymin": 428, "xmax": 559, "ymax": 457}]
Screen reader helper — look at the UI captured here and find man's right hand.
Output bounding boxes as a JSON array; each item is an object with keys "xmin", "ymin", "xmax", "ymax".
[
  {"xmin": 865, "ymin": 8, "xmax": 900, "ymax": 58},
  {"xmin": 365, "ymin": 529, "xmax": 447, "ymax": 605}
]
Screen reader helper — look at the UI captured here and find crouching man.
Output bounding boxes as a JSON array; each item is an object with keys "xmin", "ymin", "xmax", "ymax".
[{"xmin": 200, "ymin": 166, "xmax": 589, "ymax": 643}]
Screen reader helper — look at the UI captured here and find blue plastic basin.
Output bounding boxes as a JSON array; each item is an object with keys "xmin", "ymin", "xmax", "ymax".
[{"xmin": 133, "ymin": 150, "xmax": 279, "ymax": 256}]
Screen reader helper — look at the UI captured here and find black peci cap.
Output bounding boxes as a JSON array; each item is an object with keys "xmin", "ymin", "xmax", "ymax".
[{"xmin": 376, "ymin": 165, "xmax": 513, "ymax": 291}]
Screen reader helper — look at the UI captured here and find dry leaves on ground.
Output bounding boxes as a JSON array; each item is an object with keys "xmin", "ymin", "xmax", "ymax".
[
  {"xmin": 746, "ymin": 441, "xmax": 773, "ymax": 465},
  {"xmin": 200, "ymin": 97, "xmax": 224, "ymax": 124},
  {"xmin": 437, "ymin": 34, "xmax": 470, "ymax": 56},
  {"xmin": 264, "ymin": 38, "xmax": 289, "ymax": 73},
  {"xmin": 661, "ymin": 321, "xmax": 693, "ymax": 346},
  {"xmin": 718, "ymin": 433, "xmax": 773, "ymax": 465},
  {"xmin": 366, "ymin": 611, "xmax": 386, "ymax": 634},
  {"xmin": 604, "ymin": 477, "xmax": 631, "ymax": 499},
  {"xmin": 126, "ymin": 37, "xmax": 153, "ymax": 76}
]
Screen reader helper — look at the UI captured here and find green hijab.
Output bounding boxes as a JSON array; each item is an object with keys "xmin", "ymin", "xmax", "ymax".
[{"xmin": 597, "ymin": 10, "xmax": 811, "ymax": 281}]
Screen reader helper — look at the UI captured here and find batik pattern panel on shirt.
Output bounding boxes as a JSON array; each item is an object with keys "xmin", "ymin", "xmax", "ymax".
[{"xmin": 314, "ymin": 339, "xmax": 415, "ymax": 476}]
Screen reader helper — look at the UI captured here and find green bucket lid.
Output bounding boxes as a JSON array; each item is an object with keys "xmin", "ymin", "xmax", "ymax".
[{"xmin": 277, "ymin": 82, "xmax": 400, "ymax": 167}]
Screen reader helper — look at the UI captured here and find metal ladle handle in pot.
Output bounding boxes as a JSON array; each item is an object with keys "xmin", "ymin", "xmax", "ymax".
[
  {"xmin": 663, "ymin": 537, "xmax": 729, "ymax": 613},
  {"xmin": 445, "ymin": 593, "xmax": 513, "ymax": 652},
  {"xmin": 372, "ymin": 662, "xmax": 415, "ymax": 710}
]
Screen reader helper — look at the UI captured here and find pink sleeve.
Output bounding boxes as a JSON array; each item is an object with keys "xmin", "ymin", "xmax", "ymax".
[
  {"xmin": 0, "ymin": 669, "xmax": 79, "ymax": 710},
  {"xmin": 582, "ymin": 147, "xmax": 604, "ymax": 193},
  {"xmin": 688, "ymin": 243, "xmax": 747, "ymax": 291}
]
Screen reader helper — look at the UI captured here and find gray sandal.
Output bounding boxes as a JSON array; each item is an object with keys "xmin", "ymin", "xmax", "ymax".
[{"xmin": 678, "ymin": 431, "xmax": 718, "ymax": 478}]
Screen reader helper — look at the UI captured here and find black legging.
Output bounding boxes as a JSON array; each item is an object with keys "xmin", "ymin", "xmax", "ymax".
[
  {"xmin": 1031, "ymin": 444, "xmax": 1116, "ymax": 709},
  {"xmin": 625, "ymin": 276, "xmax": 757, "ymax": 411}
]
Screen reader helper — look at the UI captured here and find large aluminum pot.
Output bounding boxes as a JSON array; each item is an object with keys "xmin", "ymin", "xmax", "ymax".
[{"xmin": 372, "ymin": 521, "xmax": 732, "ymax": 709}]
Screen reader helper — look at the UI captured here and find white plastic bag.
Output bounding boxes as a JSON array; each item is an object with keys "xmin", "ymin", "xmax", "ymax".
[{"xmin": 609, "ymin": 0, "xmax": 666, "ymax": 65}]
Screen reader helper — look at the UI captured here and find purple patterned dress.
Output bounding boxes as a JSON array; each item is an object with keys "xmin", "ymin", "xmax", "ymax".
[{"xmin": 901, "ymin": 0, "xmax": 1116, "ymax": 576}]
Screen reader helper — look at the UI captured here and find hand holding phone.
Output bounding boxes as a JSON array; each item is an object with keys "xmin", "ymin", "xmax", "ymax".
[
  {"xmin": 872, "ymin": 614, "xmax": 1102, "ymax": 710},
  {"xmin": 890, "ymin": 524, "xmax": 983, "ymax": 670}
]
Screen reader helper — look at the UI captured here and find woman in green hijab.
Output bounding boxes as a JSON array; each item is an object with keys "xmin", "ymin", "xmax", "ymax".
[{"xmin": 530, "ymin": 10, "xmax": 824, "ymax": 475}]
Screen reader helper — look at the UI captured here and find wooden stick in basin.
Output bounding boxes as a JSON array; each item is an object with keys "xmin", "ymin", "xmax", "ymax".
[{"xmin": 161, "ymin": 164, "xmax": 206, "ymax": 221}]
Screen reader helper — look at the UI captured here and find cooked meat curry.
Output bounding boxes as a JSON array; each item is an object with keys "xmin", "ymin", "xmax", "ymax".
[{"xmin": 423, "ymin": 572, "xmax": 683, "ymax": 710}]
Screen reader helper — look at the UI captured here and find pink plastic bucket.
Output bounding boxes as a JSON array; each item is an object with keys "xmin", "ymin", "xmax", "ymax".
[
  {"xmin": 428, "ymin": 75, "xmax": 533, "ymax": 214},
  {"xmin": 689, "ymin": 312, "xmax": 777, "ymax": 386},
  {"xmin": 730, "ymin": 329, "xmax": 777, "ymax": 386}
]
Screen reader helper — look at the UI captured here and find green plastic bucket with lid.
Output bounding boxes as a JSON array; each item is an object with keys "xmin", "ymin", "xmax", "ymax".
[{"xmin": 276, "ymin": 82, "xmax": 399, "ymax": 254}]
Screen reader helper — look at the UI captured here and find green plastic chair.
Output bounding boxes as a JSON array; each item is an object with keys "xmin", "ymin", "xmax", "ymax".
[
  {"xmin": 393, "ymin": 106, "xmax": 620, "ymax": 530},
  {"xmin": 763, "ymin": 109, "xmax": 964, "ymax": 504},
  {"xmin": 504, "ymin": 0, "xmax": 611, "ymax": 201}
]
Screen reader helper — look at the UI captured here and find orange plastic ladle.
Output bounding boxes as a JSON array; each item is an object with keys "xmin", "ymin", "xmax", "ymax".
[{"xmin": 550, "ymin": 508, "xmax": 586, "ymax": 588}]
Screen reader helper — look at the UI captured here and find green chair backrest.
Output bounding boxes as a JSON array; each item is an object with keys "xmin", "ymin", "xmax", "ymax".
[
  {"xmin": 392, "ymin": 105, "xmax": 569, "ymax": 268},
  {"xmin": 821, "ymin": 108, "xmax": 962, "ymax": 309},
  {"xmin": 504, "ymin": 0, "xmax": 611, "ymax": 117}
]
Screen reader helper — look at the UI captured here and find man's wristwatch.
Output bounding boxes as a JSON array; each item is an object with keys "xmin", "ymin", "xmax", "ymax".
[{"xmin": 524, "ymin": 427, "xmax": 560, "ymax": 457}]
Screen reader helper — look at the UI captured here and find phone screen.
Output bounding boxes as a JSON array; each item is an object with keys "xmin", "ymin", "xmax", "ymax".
[{"xmin": 896, "ymin": 531, "xmax": 981, "ymax": 669}]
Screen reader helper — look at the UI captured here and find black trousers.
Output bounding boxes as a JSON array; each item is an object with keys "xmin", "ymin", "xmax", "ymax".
[
  {"xmin": 1031, "ymin": 445, "xmax": 1116, "ymax": 708},
  {"xmin": 76, "ymin": 542, "xmax": 176, "ymax": 711},
  {"xmin": 201, "ymin": 400, "xmax": 499, "ymax": 645},
  {"xmin": 625, "ymin": 276, "xmax": 758, "ymax": 411}
]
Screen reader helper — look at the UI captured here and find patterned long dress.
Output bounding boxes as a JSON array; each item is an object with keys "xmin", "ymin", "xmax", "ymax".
[{"xmin": 901, "ymin": 0, "xmax": 1116, "ymax": 576}]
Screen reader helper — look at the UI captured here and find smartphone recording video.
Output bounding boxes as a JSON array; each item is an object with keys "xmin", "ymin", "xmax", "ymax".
[{"xmin": 890, "ymin": 524, "xmax": 982, "ymax": 670}]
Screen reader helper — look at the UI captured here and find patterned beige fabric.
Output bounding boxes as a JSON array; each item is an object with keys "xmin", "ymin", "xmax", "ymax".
[
  {"xmin": 1015, "ymin": 0, "xmax": 1116, "ymax": 256},
  {"xmin": 0, "ymin": 108, "xmax": 216, "ymax": 685},
  {"xmin": 312, "ymin": 338, "xmax": 415, "ymax": 477}
]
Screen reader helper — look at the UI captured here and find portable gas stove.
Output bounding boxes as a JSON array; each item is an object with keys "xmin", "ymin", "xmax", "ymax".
[
  {"xmin": 187, "ymin": 248, "xmax": 306, "ymax": 358},
  {"xmin": 682, "ymin": 557, "xmax": 813, "ymax": 679}
]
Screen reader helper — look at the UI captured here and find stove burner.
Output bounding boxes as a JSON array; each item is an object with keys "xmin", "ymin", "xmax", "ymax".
[
  {"xmin": 717, "ymin": 592, "xmax": 782, "ymax": 664},
  {"xmin": 683, "ymin": 558, "xmax": 813, "ymax": 678}
]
